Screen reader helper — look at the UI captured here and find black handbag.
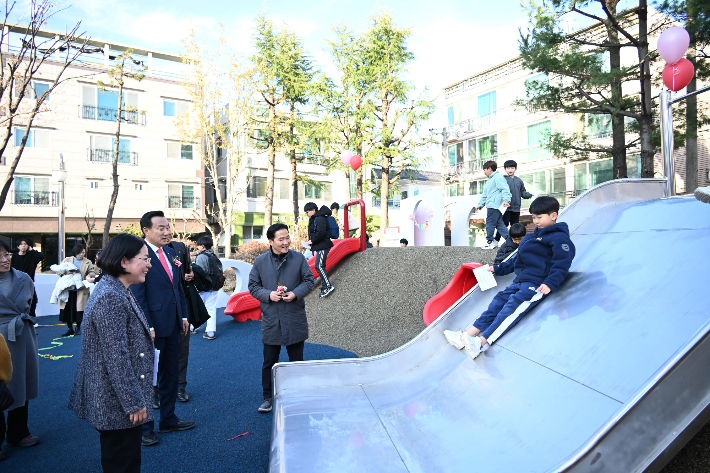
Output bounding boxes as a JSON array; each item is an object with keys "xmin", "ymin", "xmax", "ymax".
[
  {"xmin": 183, "ymin": 280, "xmax": 211, "ymax": 329},
  {"xmin": 0, "ymin": 381, "xmax": 14, "ymax": 411}
]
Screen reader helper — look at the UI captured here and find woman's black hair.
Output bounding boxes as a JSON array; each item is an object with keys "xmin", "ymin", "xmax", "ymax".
[
  {"xmin": 71, "ymin": 243, "xmax": 87, "ymax": 257},
  {"xmin": 96, "ymin": 234, "xmax": 146, "ymax": 278},
  {"xmin": 0, "ymin": 240, "xmax": 12, "ymax": 254}
]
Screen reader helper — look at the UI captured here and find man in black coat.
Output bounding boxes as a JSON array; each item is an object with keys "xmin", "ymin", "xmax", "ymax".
[
  {"xmin": 248, "ymin": 223, "xmax": 315, "ymax": 413},
  {"xmin": 167, "ymin": 240, "xmax": 194, "ymax": 404},
  {"xmin": 305, "ymin": 202, "xmax": 334, "ymax": 298},
  {"xmin": 10, "ymin": 238, "xmax": 43, "ymax": 317}
]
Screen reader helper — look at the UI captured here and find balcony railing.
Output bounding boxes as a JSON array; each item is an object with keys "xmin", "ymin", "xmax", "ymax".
[
  {"xmin": 11, "ymin": 191, "xmax": 58, "ymax": 206},
  {"xmin": 167, "ymin": 196, "xmax": 201, "ymax": 209},
  {"xmin": 88, "ymin": 148, "xmax": 138, "ymax": 166},
  {"xmin": 445, "ymin": 146, "xmax": 557, "ymax": 178},
  {"xmin": 79, "ymin": 105, "xmax": 146, "ymax": 126},
  {"xmin": 372, "ymin": 196, "xmax": 400, "ymax": 208}
]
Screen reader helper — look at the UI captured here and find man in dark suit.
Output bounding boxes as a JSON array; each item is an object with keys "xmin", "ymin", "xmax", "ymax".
[
  {"xmin": 168, "ymin": 239, "xmax": 193, "ymax": 403},
  {"xmin": 130, "ymin": 211, "xmax": 195, "ymax": 446}
]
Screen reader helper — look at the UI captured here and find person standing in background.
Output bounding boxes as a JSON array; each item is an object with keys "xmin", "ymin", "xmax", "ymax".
[
  {"xmin": 305, "ymin": 202, "xmax": 335, "ymax": 298},
  {"xmin": 194, "ymin": 237, "xmax": 221, "ymax": 341},
  {"xmin": 494, "ymin": 160, "xmax": 533, "ymax": 245},
  {"xmin": 166, "ymin": 239, "xmax": 194, "ymax": 404},
  {"xmin": 10, "ymin": 239, "xmax": 43, "ymax": 318},
  {"xmin": 58, "ymin": 244, "xmax": 96, "ymax": 336},
  {"xmin": 0, "ymin": 240, "xmax": 40, "ymax": 459}
]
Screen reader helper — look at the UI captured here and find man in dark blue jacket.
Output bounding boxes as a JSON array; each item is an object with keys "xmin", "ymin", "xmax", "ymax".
[
  {"xmin": 305, "ymin": 202, "xmax": 335, "ymax": 297},
  {"xmin": 444, "ymin": 196, "xmax": 575, "ymax": 359},
  {"xmin": 130, "ymin": 211, "xmax": 195, "ymax": 446}
]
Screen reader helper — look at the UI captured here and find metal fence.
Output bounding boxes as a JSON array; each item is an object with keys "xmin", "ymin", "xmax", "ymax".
[
  {"xmin": 80, "ymin": 105, "xmax": 146, "ymax": 126},
  {"xmin": 11, "ymin": 191, "xmax": 58, "ymax": 207},
  {"xmin": 88, "ymin": 148, "xmax": 138, "ymax": 165}
]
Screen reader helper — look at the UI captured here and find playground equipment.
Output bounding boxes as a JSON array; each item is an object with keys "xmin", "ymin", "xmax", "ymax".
[
  {"xmin": 224, "ymin": 200, "xmax": 367, "ymax": 322},
  {"xmin": 268, "ymin": 178, "xmax": 710, "ymax": 472},
  {"xmin": 422, "ymin": 262, "xmax": 482, "ymax": 326}
]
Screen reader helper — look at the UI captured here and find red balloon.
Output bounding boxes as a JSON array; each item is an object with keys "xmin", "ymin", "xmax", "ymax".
[
  {"xmin": 350, "ymin": 155, "xmax": 362, "ymax": 171},
  {"xmin": 662, "ymin": 58, "xmax": 695, "ymax": 92}
]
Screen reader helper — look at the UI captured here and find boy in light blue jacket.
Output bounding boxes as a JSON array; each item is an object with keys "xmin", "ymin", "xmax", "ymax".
[{"xmin": 477, "ymin": 160, "xmax": 512, "ymax": 249}]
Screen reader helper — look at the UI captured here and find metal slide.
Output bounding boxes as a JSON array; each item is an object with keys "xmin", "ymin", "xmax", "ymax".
[{"xmin": 269, "ymin": 179, "xmax": 710, "ymax": 473}]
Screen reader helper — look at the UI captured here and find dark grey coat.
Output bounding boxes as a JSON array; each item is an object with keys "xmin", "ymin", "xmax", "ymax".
[
  {"xmin": 504, "ymin": 175, "xmax": 534, "ymax": 212},
  {"xmin": 68, "ymin": 275, "xmax": 155, "ymax": 430},
  {"xmin": 0, "ymin": 269, "xmax": 38, "ymax": 411},
  {"xmin": 249, "ymin": 249, "xmax": 315, "ymax": 346}
]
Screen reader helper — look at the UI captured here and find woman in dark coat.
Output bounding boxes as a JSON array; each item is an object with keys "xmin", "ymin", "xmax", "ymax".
[
  {"xmin": 0, "ymin": 240, "xmax": 40, "ymax": 459},
  {"xmin": 68, "ymin": 234, "xmax": 154, "ymax": 473}
]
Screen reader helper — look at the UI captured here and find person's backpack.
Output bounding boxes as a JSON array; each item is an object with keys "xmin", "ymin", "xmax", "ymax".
[
  {"xmin": 206, "ymin": 252, "xmax": 225, "ymax": 291},
  {"xmin": 326, "ymin": 215, "xmax": 339, "ymax": 239}
]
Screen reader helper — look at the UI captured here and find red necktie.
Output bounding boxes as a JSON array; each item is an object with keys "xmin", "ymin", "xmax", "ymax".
[{"xmin": 157, "ymin": 247, "xmax": 173, "ymax": 283}]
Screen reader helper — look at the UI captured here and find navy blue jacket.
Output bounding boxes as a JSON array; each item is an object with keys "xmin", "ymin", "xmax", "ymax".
[
  {"xmin": 308, "ymin": 205, "xmax": 334, "ymax": 252},
  {"xmin": 494, "ymin": 222, "xmax": 575, "ymax": 293},
  {"xmin": 494, "ymin": 238, "xmax": 519, "ymax": 265},
  {"xmin": 130, "ymin": 244, "xmax": 188, "ymax": 337}
]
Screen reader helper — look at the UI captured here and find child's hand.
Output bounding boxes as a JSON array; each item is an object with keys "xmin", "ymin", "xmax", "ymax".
[
  {"xmin": 503, "ymin": 202, "xmax": 510, "ymax": 207},
  {"xmin": 537, "ymin": 284, "xmax": 551, "ymax": 295},
  {"xmin": 487, "ymin": 266, "xmax": 495, "ymax": 273}
]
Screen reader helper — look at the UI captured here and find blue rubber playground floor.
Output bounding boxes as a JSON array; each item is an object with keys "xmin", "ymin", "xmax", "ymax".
[{"xmin": 3, "ymin": 311, "xmax": 356, "ymax": 473}]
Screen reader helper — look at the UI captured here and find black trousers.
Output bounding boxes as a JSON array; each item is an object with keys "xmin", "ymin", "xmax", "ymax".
[
  {"xmin": 178, "ymin": 331, "xmax": 190, "ymax": 390},
  {"xmin": 0, "ymin": 401, "xmax": 30, "ymax": 445},
  {"xmin": 314, "ymin": 248, "xmax": 331, "ymax": 290},
  {"xmin": 494, "ymin": 211, "xmax": 521, "ymax": 241},
  {"xmin": 29, "ymin": 291, "xmax": 38, "ymax": 318},
  {"xmin": 98, "ymin": 425, "xmax": 142, "ymax": 473},
  {"xmin": 262, "ymin": 342, "xmax": 304, "ymax": 399},
  {"xmin": 143, "ymin": 322, "xmax": 180, "ymax": 434}
]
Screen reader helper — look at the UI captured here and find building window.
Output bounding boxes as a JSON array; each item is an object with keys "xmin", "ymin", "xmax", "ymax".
[
  {"xmin": 413, "ymin": 187, "xmax": 419, "ymax": 196},
  {"xmin": 274, "ymin": 178, "xmax": 290, "ymax": 200},
  {"xmin": 477, "ymin": 91, "xmax": 496, "ymax": 117},
  {"xmin": 525, "ymin": 73, "xmax": 548, "ymax": 100},
  {"xmin": 477, "ymin": 134, "xmax": 498, "ymax": 160},
  {"xmin": 447, "ymin": 106, "xmax": 454, "ymax": 126},
  {"xmin": 242, "ymin": 225, "xmax": 264, "ymax": 242},
  {"xmin": 89, "ymin": 180, "xmax": 100, "ymax": 189},
  {"xmin": 163, "ymin": 100, "xmax": 190, "ymax": 117},
  {"xmin": 14, "ymin": 128, "xmax": 50, "ymax": 148},
  {"xmin": 247, "ymin": 176, "xmax": 267, "ymax": 198},
  {"xmin": 14, "ymin": 176, "xmax": 50, "ymax": 205},
  {"xmin": 298, "ymin": 181, "xmax": 333, "ymax": 201},
  {"xmin": 81, "ymin": 86, "xmax": 142, "ymax": 124},
  {"xmin": 527, "ymin": 121, "xmax": 552, "ymax": 161},
  {"xmin": 402, "ymin": 190, "xmax": 408, "ymax": 200},
  {"xmin": 574, "ymin": 159, "xmax": 613, "ymax": 192},
  {"xmin": 90, "ymin": 135, "xmax": 134, "ymax": 164},
  {"xmin": 587, "ymin": 114, "xmax": 612, "ymax": 138},
  {"xmin": 469, "ymin": 180, "xmax": 486, "ymax": 195},
  {"xmin": 167, "ymin": 184, "xmax": 197, "ymax": 209},
  {"xmin": 447, "ymin": 183, "xmax": 464, "ymax": 197},
  {"xmin": 14, "ymin": 80, "xmax": 51, "ymax": 100},
  {"xmin": 448, "ymin": 145, "xmax": 456, "ymax": 166},
  {"xmin": 167, "ymin": 142, "xmax": 194, "ymax": 160}
]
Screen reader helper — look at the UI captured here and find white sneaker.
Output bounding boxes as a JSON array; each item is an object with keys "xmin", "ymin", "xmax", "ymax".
[
  {"xmin": 481, "ymin": 241, "xmax": 497, "ymax": 250},
  {"xmin": 695, "ymin": 186, "xmax": 710, "ymax": 204},
  {"xmin": 444, "ymin": 330, "xmax": 465, "ymax": 350},
  {"xmin": 461, "ymin": 333, "xmax": 483, "ymax": 359}
]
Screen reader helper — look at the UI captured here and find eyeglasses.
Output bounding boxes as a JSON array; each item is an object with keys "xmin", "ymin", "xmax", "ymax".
[
  {"xmin": 0, "ymin": 252, "xmax": 12, "ymax": 261},
  {"xmin": 137, "ymin": 257, "xmax": 151, "ymax": 264}
]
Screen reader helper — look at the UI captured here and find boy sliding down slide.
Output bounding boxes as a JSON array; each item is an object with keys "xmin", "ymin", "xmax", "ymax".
[{"xmin": 444, "ymin": 196, "xmax": 576, "ymax": 359}]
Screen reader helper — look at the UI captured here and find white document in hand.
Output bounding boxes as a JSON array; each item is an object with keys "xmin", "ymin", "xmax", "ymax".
[
  {"xmin": 153, "ymin": 349, "xmax": 160, "ymax": 386},
  {"xmin": 498, "ymin": 203, "xmax": 507, "ymax": 214},
  {"xmin": 472, "ymin": 265, "xmax": 498, "ymax": 291},
  {"xmin": 301, "ymin": 241, "xmax": 310, "ymax": 248}
]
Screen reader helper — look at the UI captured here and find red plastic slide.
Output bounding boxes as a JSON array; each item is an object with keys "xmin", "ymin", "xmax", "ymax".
[
  {"xmin": 307, "ymin": 238, "xmax": 362, "ymax": 279},
  {"xmin": 422, "ymin": 263, "xmax": 483, "ymax": 326}
]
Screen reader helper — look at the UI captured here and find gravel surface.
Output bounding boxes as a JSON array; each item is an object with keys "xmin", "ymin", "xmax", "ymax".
[{"xmin": 304, "ymin": 246, "xmax": 497, "ymax": 357}]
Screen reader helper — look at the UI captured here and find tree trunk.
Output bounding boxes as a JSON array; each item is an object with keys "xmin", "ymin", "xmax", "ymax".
[
  {"xmin": 102, "ymin": 80, "xmax": 124, "ymax": 248},
  {"xmin": 344, "ymin": 170, "xmax": 351, "ymax": 203},
  {"xmin": 637, "ymin": 0, "xmax": 655, "ymax": 178},
  {"xmin": 290, "ymin": 103, "xmax": 299, "ymax": 222},
  {"xmin": 685, "ymin": 53, "xmax": 698, "ymax": 193},
  {"xmin": 224, "ymin": 162, "xmax": 233, "ymax": 259},
  {"xmin": 605, "ymin": 1, "xmax": 627, "ymax": 179},
  {"xmin": 356, "ymin": 144, "xmax": 363, "ymax": 200},
  {"xmin": 264, "ymin": 95, "xmax": 276, "ymax": 230},
  {"xmin": 380, "ymin": 157, "xmax": 389, "ymax": 244}
]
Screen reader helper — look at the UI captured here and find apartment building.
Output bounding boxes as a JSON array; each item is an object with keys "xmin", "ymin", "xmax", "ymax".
[
  {"xmin": 0, "ymin": 27, "xmax": 204, "ymax": 265},
  {"xmin": 441, "ymin": 11, "xmax": 709, "ymax": 243}
]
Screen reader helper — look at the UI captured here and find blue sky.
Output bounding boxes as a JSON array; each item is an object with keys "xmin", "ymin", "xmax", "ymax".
[{"xmin": 32, "ymin": 0, "xmax": 633, "ymax": 169}]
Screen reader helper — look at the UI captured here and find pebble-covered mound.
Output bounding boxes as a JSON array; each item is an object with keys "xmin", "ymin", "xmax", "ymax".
[{"xmin": 304, "ymin": 246, "xmax": 497, "ymax": 357}]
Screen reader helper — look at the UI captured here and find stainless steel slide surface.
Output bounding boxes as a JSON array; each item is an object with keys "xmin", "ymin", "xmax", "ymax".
[{"xmin": 270, "ymin": 179, "xmax": 710, "ymax": 472}]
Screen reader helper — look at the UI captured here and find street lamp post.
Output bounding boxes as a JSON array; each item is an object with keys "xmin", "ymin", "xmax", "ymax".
[{"xmin": 52, "ymin": 153, "xmax": 68, "ymax": 262}]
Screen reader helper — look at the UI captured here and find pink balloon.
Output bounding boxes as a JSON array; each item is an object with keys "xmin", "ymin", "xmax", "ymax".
[
  {"xmin": 662, "ymin": 58, "xmax": 695, "ymax": 92},
  {"xmin": 340, "ymin": 150, "xmax": 353, "ymax": 166},
  {"xmin": 350, "ymin": 155, "xmax": 362, "ymax": 171},
  {"xmin": 658, "ymin": 27, "xmax": 690, "ymax": 64},
  {"xmin": 408, "ymin": 214, "xmax": 414, "ymax": 220}
]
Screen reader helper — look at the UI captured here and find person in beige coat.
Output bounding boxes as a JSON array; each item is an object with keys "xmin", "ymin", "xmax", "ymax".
[{"xmin": 59, "ymin": 244, "xmax": 96, "ymax": 336}]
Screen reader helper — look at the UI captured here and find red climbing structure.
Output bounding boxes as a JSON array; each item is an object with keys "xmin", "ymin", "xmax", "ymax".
[{"xmin": 422, "ymin": 262, "xmax": 483, "ymax": 326}]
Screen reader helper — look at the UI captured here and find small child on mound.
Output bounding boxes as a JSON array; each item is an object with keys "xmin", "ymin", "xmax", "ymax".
[
  {"xmin": 444, "ymin": 196, "xmax": 576, "ymax": 359},
  {"xmin": 494, "ymin": 223, "xmax": 527, "ymax": 265}
]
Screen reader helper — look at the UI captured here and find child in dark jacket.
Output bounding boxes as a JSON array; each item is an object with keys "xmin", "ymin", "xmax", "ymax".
[
  {"xmin": 494, "ymin": 223, "xmax": 526, "ymax": 265},
  {"xmin": 444, "ymin": 196, "xmax": 575, "ymax": 359},
  {"xmin": 305, "ymin": 202, "xmax": 335, "ymax": 298}
]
